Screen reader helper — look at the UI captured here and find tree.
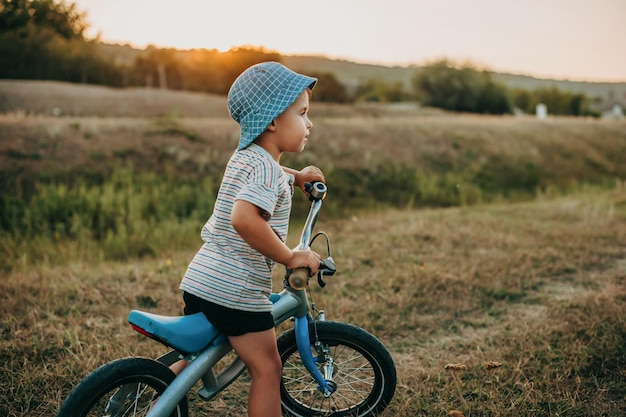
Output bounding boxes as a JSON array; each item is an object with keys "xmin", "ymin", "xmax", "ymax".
[
  {"xmin": 354, "ymin": 78, "xmax": 411, "ymax": 103},
  {"xmin": 412, "ymin": 59, "xmax": 512, "ymax": 114},
  {"xmin": 178, "ymin": 48, "xmax": 222, "ymax": 92},
  {"xmin": 308, "ymin": 72, "xmax": 350, "ymax": 103},
  {"xmin": 134, "ymin": 47, "xmax": 184, "ymax": 89},
  {"xmin": 0, "ymin": 0, "xmax": 123, "ymax": 82},
  {"xmin": 215, "ymin": 46, "xmax": 282, "ymax": 94},
  {"xmin": 511, "ymin": 88, "xmax": 531, "ymax": 112},
  {"xmin": 476, "ymin": 79, "xmax": 512, "ymax": 115},
  {"xmin": 511, "ymin": 86, "xmax": 598, "ymax": 117},
  {"xmin": 0, "ymin": 0, "xmax": 87, "ymax": 39}
]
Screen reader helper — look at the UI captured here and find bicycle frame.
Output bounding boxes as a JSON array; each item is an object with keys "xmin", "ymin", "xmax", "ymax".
[{"xmin": 141, "ymin": 183, "xmax": 333, "ymax": 417}]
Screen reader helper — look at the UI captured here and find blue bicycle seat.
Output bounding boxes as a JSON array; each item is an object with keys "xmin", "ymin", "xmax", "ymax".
[{"xmin": 128, "ymin": 310, "xmax": 225, "ymax": 354}]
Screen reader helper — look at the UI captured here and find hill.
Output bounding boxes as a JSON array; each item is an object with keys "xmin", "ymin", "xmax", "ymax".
[
  {"xmin": 0, "ymin": 79, "xmax": 229, "ymax": 118},
  {"xmin": 94, "ymin": 43, "xmax": 626, "ymax": 111},
  {"xmin": 283, "ymin": 55, "xmax": 626, "ymax": 111}
]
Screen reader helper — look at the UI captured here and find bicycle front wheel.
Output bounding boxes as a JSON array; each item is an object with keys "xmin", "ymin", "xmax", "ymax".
[
  {"xmin": 57, "ymin": 357, "xmax": 188, "ymax": 417},
  {"xmin": 277, "ymin": 321, "xmax": 396, "ymax": 417}
]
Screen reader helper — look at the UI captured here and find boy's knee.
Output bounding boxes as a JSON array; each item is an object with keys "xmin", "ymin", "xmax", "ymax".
[
  {"xmin": 271, "ymin": 356, "xmax": 283, "ymax": 375},
  {"xmin": 266, "ymin": 356, "xmax": 283, "ymax": 375},
  {"xmin": 252, "ymin": 356, "xmax": 282, "ymax": 381}
]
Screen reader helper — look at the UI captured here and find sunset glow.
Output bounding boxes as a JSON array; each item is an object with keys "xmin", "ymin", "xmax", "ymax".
[{"xmin": 77, "ymin": 0, "xmax": 626, "ymax": 82}]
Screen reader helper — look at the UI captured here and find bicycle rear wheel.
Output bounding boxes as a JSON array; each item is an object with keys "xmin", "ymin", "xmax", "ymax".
[
  {"xmin": 277, "ymin": 321, "xmax": 396, "ymax": 417},
  {"xmin": 57, "ymin": 357, "xmax": 188, "ymax": 417}
]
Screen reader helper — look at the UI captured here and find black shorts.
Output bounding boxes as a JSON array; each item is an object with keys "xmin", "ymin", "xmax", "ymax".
[{"xmin": 183, "ymin": 292, "xmax": 275, "ymax": 337}]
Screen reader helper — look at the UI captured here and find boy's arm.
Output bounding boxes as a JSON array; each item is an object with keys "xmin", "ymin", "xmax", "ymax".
[
  {"xmin": 282, "ymin": 166, "xmax": 325, "ymax": 194},
  {"xmin": 231, "ymin": 200, "xmax": 320, "ymax": 274}
]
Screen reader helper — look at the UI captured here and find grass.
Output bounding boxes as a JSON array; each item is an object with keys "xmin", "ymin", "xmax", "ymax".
[
  {"xmin": 2, "ymin": 103, "xmax": 625, "ymax": 271},
  {"xmin": 1, "ymin": 188, "xmax": 625, "ymax": 416},
  {"xmin": 1, "ymin": 81, "xmax": 626, "ymax": 415}
]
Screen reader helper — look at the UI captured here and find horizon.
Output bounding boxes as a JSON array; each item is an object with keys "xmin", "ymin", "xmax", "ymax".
[
  {"xmin": 75, "ymin": 0, "xmax": 625, "ymax": 83},
  {"xmin": 97, "ymin": 42, "xmax": 626, "ymax": 86}
]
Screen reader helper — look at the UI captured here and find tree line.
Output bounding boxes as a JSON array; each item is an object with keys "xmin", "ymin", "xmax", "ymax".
[{"xmin": 0, "ymin": 0, "xmax": 598, "ymax": 116}]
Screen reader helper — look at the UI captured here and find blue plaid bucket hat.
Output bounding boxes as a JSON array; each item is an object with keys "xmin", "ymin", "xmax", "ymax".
[{"xmin": 227, "ymin": 62, "xmax": 317, "ymax": 150}]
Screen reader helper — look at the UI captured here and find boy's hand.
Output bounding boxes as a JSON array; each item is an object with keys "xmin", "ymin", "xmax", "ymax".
[
  {"xmin": 294, "ymin": 166, "xmax": 325, "ymax": 194},
  {"xmin": 287, "ymin": 249, "xmax": 321, "ymax": 276}
]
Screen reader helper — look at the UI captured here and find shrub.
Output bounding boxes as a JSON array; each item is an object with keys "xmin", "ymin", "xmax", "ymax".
[
  {"xmin": 0, "ymin": 166, "xmax": 217, "ymax": 270},
  {"xmin": 411, "ymin": 59, "xmax": 512, "ymax": 114}
]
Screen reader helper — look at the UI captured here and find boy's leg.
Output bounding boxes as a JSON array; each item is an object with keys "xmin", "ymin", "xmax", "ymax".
[
  {"xmin": 229, "ymin": 328, "xmax": 282, "ymax": 417},
  {"xmin": 169, "ymin": 359, "xmax": 188, "ymax": 375}
]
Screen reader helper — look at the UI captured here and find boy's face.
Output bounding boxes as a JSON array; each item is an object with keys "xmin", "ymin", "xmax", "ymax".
[{"xmin": 272, "ymin": 90, "xmax": 313, "ymax": 154}]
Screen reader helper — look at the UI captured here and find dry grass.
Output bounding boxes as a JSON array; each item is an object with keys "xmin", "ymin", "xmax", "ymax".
[
  {"xmin": 317, "ymin": 190, "xmax": 626, "ymax": 416},
  {"xmin": 1, "ymin": 188, "xmax": 625, "ymax": 416},
  {"xmin": 1, "ymin": 81, "xmax": 626, "ymax": 416},
  {"xmin": 2, "ymin": 81, "xmax": 625, "ymax": 211},
  {"xmin": 0, "ymin": 80, "xmax": 230, "ymax": 118},
  {"xmin": 2, "ymin": 94, "xmax": 624, "ymax": 187}
]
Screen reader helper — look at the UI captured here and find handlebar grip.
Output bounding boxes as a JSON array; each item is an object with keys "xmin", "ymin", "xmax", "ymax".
[{"xmin": 288, "ymin": 267, "xmax": 310, "ymax": 290}]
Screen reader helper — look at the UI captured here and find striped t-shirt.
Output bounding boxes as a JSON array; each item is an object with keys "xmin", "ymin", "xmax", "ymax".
[{"xmin": 179, "ymin": 144, "xmax": 294, "ymax": 312}]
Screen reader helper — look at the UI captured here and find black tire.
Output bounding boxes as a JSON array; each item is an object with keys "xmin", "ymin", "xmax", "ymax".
[
  {"xmin": 57, "ymin": 357, "xmax": 188, "ymax": 417},
  {"xmin": 277, "ymin": 321, "xmax": 396, "ymax": 417}
]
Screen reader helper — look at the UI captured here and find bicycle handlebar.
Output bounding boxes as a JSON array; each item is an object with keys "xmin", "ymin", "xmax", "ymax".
[
  {"xmin": 287, "ymin": 267, "xmax": 310, "ymax": 290},
  {"xmin": 286, "ymin": 182, "xmax": 336, "ymax": 290},
  {"xmin": 306, "ymin": 181, "xmax": 327, "ymax": 201}
]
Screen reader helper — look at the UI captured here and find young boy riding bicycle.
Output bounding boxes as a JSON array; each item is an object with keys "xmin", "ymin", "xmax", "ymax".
[{"xmin": 176, "ymin": 62, "xmax": 325, "ymax": 417}]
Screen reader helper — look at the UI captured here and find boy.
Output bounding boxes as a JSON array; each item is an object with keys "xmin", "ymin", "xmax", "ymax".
[{"xmin": 178, "ymin": 62, "xmax": 324, "ymax": 417}]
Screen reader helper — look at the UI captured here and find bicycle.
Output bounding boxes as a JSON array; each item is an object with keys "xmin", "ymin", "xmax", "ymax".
[{"xmin": 56, "ymin": 182, "xmax": 397, "ymax": 417}]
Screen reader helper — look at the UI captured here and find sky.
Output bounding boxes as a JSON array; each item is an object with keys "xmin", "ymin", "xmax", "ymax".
[{"xmin": 74, "ymin": 0, "xmax": 626, "ymax": 82}]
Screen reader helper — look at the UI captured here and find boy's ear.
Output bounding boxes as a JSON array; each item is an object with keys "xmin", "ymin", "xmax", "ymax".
[{"xmin": 267, "ymin": 119, "xmax": 277, "ymax": 131}]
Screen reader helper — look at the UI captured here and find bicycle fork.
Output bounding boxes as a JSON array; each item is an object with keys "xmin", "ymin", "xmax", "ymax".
[{"xmin": 294, "ymin": 314, "xmax": 335, "ymax": 397}]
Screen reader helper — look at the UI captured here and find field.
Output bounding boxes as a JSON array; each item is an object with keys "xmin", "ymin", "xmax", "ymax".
[{"xmin": 1, "ymin": 81, "xmax": 626, "ymax": 416}]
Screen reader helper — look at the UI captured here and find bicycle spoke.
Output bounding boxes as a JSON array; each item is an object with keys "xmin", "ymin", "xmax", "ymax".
[
  {"xmin": 283, "ymin": 355, "xmax": 319, "ymax": 403},
  {"xmin": 280, "ymin": 341, "xmax": 379, "ymax": 413}
]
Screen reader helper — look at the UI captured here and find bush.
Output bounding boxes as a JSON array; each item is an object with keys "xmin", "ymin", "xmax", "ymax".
[
  {"xmin": 411, "ymin": 59, "xmax": 512, "ymax": 114},
  {"xmin": 473, "ymin": 157, "xmax": 544, "ymax": 197},
  {"xmin": 0, "ymin": 166, "xmax": 217, "ymax": 270},
  {"xmin": 512, "ymin": 86, "xmax": 599, "ymax": 117},
  {"xmin": 309, "ymin": 72, "xmax": 351, "ymax": 103},
  {"xmin": 355, "ymin": 78, "xmax": 413, "ymax": 103}
]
